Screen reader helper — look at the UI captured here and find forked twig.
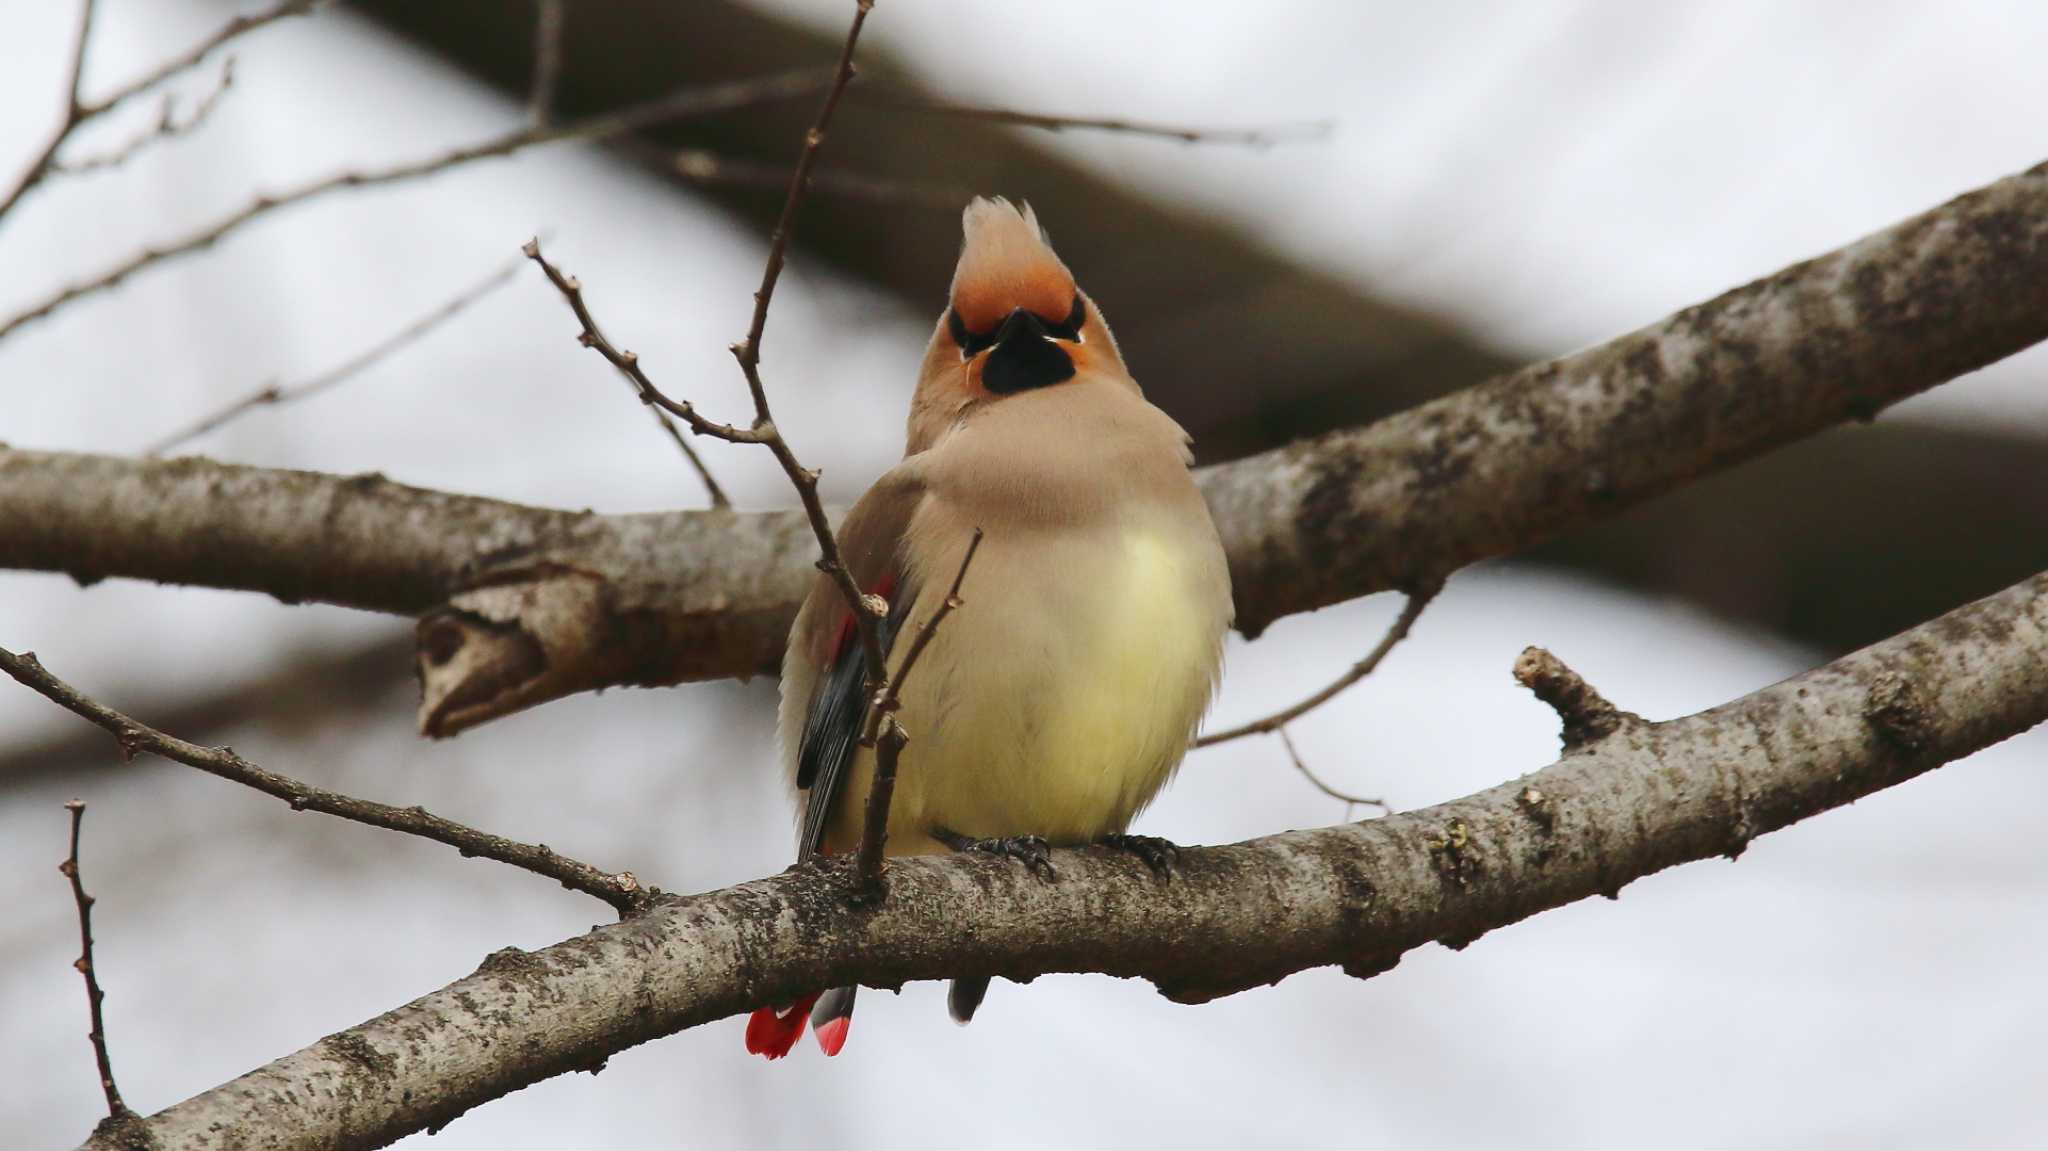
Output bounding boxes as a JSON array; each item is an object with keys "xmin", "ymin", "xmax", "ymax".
[
  {"xmin": 53, "ymin": 57, "xmax": 237, "ymax": 177},
  {"xmin": 0, "ymin": 647, "xmax": 653, "ymax": 917},
  {"xmin": 0, "ymin": 0, "xmax": 325, "ymax": 227},
  {"xmin": 523, "ymin": 1, "xmax": 881, "ymax": 661}
]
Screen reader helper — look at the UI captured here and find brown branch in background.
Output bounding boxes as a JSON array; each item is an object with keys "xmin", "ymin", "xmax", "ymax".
[
  {"xmin": 528, "ymin": 0, "xmax": 565, "ymax": 128},
  {"xmin": 0, "ymin": 68, "xmax": 831, "ymax": 342},
  {"xmin": 0, "ymin": 0, "xmax": 325, "ymax": 227},
  {"xmin": 855, "ymin": 527, "xmax": 984, "ymax": 885},
  {"xmin": 1278, "ymin": 728, "xmax": 1387, "ymax": 818},
  {"xmin": 144, "ymin": 249, "xmax": 527, "ymax": 457},
  {"xmin": 51, "ymin": 57, "xmax": 236, "ymax": 177},
  {"xmin": 58, "ymin": 801, "xmax": 137, "ymax": 1131},
  {"xmin": 672, "ymin": 149, "xmax": 963, "ymax": 208},
  {"xmin": 860, "ymin": 91, "xmax": 1332, "ymax": 148},
  {"xmin": 0, "ymin": 647, "xmax": 652, "ymax": 918},
  {"xmin": 1196, "ymin": 582, "xmax": 1439, "ymax": 747}
]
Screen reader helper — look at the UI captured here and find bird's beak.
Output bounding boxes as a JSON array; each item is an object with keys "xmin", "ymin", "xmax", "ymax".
[{"xmin": 981, "ymin": 307, "xmax": 1077, "ymax": 394}]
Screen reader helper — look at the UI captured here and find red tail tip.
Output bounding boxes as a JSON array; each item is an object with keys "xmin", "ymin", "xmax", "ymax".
[
  {"xmin": 814, "ymin": 1014, "xmax": 851, "ymax": 1057},
  {"xmin": 744, "ymin": 994, "xmax": 821, "ymax": 1060}
]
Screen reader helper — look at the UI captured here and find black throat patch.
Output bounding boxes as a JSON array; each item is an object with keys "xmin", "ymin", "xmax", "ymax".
[{"xmin": 980, "ymin": 307, "xmax": 1077, "ymax": 394}]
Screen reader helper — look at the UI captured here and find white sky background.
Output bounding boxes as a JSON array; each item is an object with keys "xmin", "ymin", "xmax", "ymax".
[{"xmin": 1, "ymin": 1, "xmax": 2044, "ymax": 1148}]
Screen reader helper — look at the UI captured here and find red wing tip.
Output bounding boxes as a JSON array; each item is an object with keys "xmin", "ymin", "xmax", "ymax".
[
  {"xmin": 814, "ymin": 1015, "xmax": 851, "ymax": 1057},
  {"xmin": 745, "ymin": 997, "xmax": 820, "ymax": 1060}
]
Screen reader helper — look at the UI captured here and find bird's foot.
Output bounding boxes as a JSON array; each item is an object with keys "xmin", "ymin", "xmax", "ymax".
[
  {"xmin": 938, "ymin": 831, "xmax": 1056, "ymax": 881},
  {"xmin": 1099, "ymin": 833, "xmax": 1180, "ymax": 879}
]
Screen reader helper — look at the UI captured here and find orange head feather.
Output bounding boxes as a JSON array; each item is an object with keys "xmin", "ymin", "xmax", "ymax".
[
  {"xmin": 905, "ymin": 198, "xmax": 1127, "ymax": 455},
  {"xmin": 948, "ymin": 197, "xmax": 1076, "ymax": 335}
]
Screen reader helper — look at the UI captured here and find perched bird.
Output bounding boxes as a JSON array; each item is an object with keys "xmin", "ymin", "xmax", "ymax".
[{"xmin": 747, "ymin": 198, "xmax": 1233, "ymax": 1059}]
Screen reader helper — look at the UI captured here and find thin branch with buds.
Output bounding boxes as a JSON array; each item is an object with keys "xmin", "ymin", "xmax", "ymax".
[
  {"xmin": 726, "ymin": 0, "xmax": 885, "ymax": 685},
  {"xmin": 859, "ymin": 92, "xmax": 1332, "ymax": 148},
  {"xmin": 521, "ymin": 239, "xmax": 739, "ymax": 507},
  {"xmin": 856, "ymin": 528, "xmax": 985, "ymax": 885},
  {"xmin": 1195, "ymin": 582, "xmax": 1439, "ymax": 747},
  {"xmin": 523, "ymin": 1, "xmax": 881, "ymax": 665},
  {"xmin": 0, "ymin": 647, "xmax": 653, "ymax": 918},
  {"xmin": 144, "ymin": 248, "xmax": 527, "ymax": 457},
  {"xmin": 52, "ymin": 57, "xmax": 236, "ymax": 177},
  {"xmin": 0, "ymin": 68, "xmax": 832, "ymax": 343},
  {"xmin": 58, "ymin": 801, "xmax": 136, "ymax": 1130}
]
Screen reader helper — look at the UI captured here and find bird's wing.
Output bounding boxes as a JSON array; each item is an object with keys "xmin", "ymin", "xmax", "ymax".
[{"xmin": 788, "ymin": 463, "xmax": 928, "ymax": 860}]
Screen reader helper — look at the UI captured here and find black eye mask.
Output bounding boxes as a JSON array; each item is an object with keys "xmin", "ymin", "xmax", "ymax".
[{"xmin": 949, "ymin": 295, "xmax": 1086, "ymax": 394}]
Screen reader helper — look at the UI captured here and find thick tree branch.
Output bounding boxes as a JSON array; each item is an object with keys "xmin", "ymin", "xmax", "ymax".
[
  {"xmin": 81, "ymin": 568, "xmax": 2048, "ymax": 1151},
  {"xmin": 5, "ymin": 157, "xmax": 2048, "ymax": 732}
]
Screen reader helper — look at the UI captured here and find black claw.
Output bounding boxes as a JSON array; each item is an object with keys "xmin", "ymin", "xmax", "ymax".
[
  {"xmin": 939, "ymin": 831, "xmax": 1056, "ymax": 880},
  {"xmin": 1100, "ymin": 834, "xmax": 1180, "ymax": 879}
]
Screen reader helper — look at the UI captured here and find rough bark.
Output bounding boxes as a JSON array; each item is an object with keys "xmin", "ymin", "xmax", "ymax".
[
  {"xmin": 7, "ymin": 155, "xmax": 2048, "ymax": 731},
  {"xmin": 81, "ymin": 567, "xmax": 2048, "ymax": 1150}
]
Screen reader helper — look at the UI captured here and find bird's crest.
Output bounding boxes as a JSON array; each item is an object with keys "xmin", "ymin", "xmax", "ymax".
[{"xmin": 949, "ymin": 197, "xmax": 1077, "ymax": 335}]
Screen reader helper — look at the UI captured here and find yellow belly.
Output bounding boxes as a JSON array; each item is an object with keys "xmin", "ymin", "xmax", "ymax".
[{"xmin": 823, "ymin": 527, "xmax": 1224, "ymax": 854}]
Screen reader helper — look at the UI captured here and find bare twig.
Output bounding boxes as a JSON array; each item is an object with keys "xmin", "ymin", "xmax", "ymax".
[
  {"xmin": 728, "ymin": 0, "xmax": 885, "ymax": 689},
  {"xmin": 1278, "ymin": 729, "xmax": 1387, "ymax": 819},
  {"xmin": 858, "ymin": 92, "xmax": 1332, "ymax": 148},
  {"xmin": 144, "ymin": 249, "xmax": 527, "ymax": 457},
  {"xmin": 0, "ymin": 0, "xmax": 97, "ymax": 225},
  {"xmin": 647, "ymin": 410, "xmax": 732, "ymax": 508},
  {"xmin": 0, "ymin": 647, "xmax": 652, "ymax": 917},
  {"xmin": 52, "ymin": 58, "xmax": 236, "ymax": 177},
  {"xmin": 0, "ymin": 68, "xmax": 831, "ymax": 342},
  {"xmin": 1195, "ymin": 582, "xmax": 1439, "ymax": 747},
  {"xmin": 672, "ymin": 149, "xmax": 963, "ymax": 207},
  {"xmin": 59, "ymin": 801, "xmax": 134, "ymax": 1126},
  {"xmin": 855, "ymin": 527, "xmax": 984, "ymax": 885},
  {"xmin": 522, "ymin": 239, "xmax": 749, "ymax": 501},
  {"xmin": 0, "ymin": 0, "xmax": 325, "ymax": 228},
  {"xmin": 528, "ymin": 0, "xmax": 565, "ymax": 128},
  {"xmin": 523, "ymin": 2, "xmax": 881, "ymax": 668},
  {"xmin": 83, "ymin": 0, "xmax": 323, "ymax": 122}
]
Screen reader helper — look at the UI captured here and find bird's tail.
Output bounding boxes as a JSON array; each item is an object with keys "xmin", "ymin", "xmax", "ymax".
[
  {"xmin": 948, "ymin": 977, "xmax": 991, "ymax": 1024},
  {"xmin": 744, "ymin": 987, "xmax": 858, "ymax": 1059}
]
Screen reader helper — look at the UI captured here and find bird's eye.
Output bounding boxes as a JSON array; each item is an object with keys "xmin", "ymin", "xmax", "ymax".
[
  {"xmin": 1043, "ymin": 294, "xmax": 1086, "ymax": 341},
  {"xmin": 948, "ymin": 309, "xmax": 996, "ymax": 359}
]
